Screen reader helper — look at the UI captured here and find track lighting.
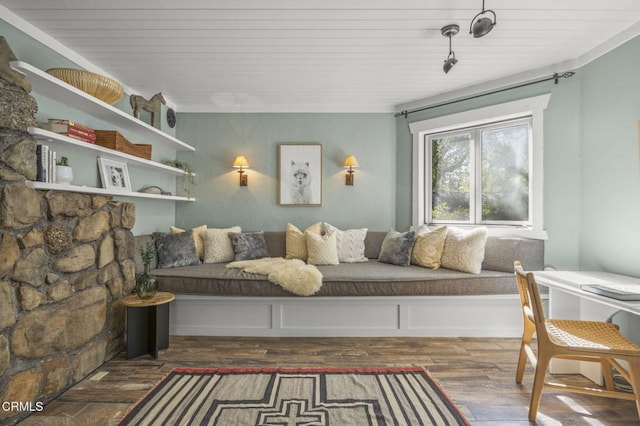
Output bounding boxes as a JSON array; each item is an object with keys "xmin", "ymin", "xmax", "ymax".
[
  {"xmin": 470, "ymin": 0, "xmax": 496, "ymax": 38},
  {"xmin": 441, "ymin": 24, "xmax": 460, "ymax": 74}
]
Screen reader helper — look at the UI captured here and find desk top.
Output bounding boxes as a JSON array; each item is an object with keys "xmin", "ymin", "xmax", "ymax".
[
  {"xmin": 535, "ymin": 271, "xmax": 640, "ymax": 315},
  {"xmin": 121, "ymin": 291, "xmax": 175, "ymax": 308}
]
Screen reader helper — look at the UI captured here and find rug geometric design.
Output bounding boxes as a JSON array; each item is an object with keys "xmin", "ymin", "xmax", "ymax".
[{"xmin": 120, "ymin": 367, "xmax": 469, "ymax": 425}]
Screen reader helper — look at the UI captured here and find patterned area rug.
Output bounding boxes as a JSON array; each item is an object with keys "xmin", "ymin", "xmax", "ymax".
[{"xmin": 120, "ymin": 367, "xmax": 469, "ymax": 425}]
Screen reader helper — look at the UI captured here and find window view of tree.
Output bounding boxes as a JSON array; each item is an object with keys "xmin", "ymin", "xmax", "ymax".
[
  {"xmin": 429, "ymin": 118, "xmax": 531, "ymax": 225},
  {"xmin": 481, "ymin": 124, "xmax": 529, "ymax": 222},
  {"xmin": 431, "ymin": 133, "xmax": 471, "ymax": 221}
]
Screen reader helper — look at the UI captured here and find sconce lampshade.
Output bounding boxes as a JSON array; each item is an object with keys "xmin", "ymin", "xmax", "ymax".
[
  {"xmin": 343, "ymin": 155, "xmax": 359, "ymax": 186},
  {"xmin": 233, "ymin": 155, "xmax": 249, "ymax": 169},
  {"xmin": 233, "ymin": 155, "xmax": 249, "ymax": 186},
  {"xmin": 343, "ymin": 155, "xmax": 359, "ymax": 169}
]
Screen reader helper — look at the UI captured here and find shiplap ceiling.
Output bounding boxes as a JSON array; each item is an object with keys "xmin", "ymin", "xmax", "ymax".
[{"xmin": 2, "ymin": 0, "xmax": 640, "ymax": 113}]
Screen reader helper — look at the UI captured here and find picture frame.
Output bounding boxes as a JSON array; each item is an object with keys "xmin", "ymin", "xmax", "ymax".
[
  {"xmin": 97, "ymin": 157, "xmax": 132, "ymax": 191},
  {"xmin": 278, "ymin": 143, "xmax": 322, "ymax": 206}
]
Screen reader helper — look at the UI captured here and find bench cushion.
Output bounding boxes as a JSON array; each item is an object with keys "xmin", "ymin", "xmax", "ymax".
[
  {"xmin": 135, "ymin": 229, "xmax": 544, "ymax": 297},
  {"xmin": 151, "ymin": 260, "xmax": 516, "ymax": 297}
]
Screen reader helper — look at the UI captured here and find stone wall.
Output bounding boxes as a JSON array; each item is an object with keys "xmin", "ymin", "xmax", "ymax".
[{"xmin": 0, "ymin": 64, "xmax": 137, "ymax": 424}]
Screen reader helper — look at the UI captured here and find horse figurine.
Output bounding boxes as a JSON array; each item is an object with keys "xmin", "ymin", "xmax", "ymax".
[{"xmin": 130, "ymin": 92, "xmax": 165, "ymax": 127}]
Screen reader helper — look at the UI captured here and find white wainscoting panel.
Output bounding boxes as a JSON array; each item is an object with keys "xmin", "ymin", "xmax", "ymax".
[{"xmin": 169, "ymin": 294, "xmax": 536, "ymax": 338}]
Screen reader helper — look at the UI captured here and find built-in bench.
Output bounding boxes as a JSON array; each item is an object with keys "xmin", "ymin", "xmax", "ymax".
[{"xmin": 134, "ymin": 231, "xmax": 544, "ymax": 337}]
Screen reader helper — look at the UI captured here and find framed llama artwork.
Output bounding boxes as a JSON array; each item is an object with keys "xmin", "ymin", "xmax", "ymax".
[{"xmin": 277, "ymin": 143, "xmax": 322, "ymax": 206}]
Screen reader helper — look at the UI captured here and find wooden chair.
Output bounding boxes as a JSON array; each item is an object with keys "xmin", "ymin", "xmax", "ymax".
[{"xmin": 513, "ymin": 261, "xmax": 640, "ymax": 421}]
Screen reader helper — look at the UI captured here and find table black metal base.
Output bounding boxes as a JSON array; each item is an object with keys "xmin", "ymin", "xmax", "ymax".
[{"xmin": 126, "ymin": 303, "xmax": 170, "ymax": 359}]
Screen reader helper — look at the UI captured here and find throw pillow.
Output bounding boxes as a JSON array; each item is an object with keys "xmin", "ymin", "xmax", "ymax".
[
  {"xmin": 378, "ymin": 229, "xmax": 416, "ymax": 266},
  {"xmin": 305, "ymin": 229, "xmax": 339, "ymax": 265},
  {"xmin": 170, "ymin": 224, "xmax": 207, "ymax": 260},
  {"xmin": 411, "ymin": 226, "xmax": 448, "ymax": 269},
  {"xmin": 285, "ymin": 222, "xmax": 322, "ymax": 261},
  {"xmin": 202, "ymin": 226, "xmax": 241, "ymax": 263},
  {"xmin": 324, "ymin": 223, "xmax": 368, "ymax": 263},
  {"xmin": 440, "ymin": 227, "xmax": 489, "ymax": 274},
  {"xmin": 229, "ymin": 231, "xmax": 269, "ymax": 261},
  {"xmin": 152, "ymin": 231, "xmax": 200, "ymax": 269}
]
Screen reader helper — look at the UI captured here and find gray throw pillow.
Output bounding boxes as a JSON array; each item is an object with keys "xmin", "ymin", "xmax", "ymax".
[
  {"xmin": 378, "ymin": 229, "xmax": 416, "ymax": 266},
  {"xmin": 229, "ymin": 231, "xmax": 270, "ymax": 261},
  {"xmin": 153, "ymin": 231, "xmax": 200, "ymax": 269}
]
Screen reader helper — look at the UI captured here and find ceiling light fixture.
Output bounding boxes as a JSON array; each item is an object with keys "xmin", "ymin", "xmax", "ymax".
[
  {"xmin": 441, "ymin": 24, "xmax": 460, "ymax": 74},
  {"xmin": 469, "ymin": 0, "xmax": 496, "ymax": 38}
]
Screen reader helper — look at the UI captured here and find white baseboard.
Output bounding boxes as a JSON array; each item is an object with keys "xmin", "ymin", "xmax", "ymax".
[{"xmin": 169, "ymin": 294, "xmax": 537, "ymax": 338}]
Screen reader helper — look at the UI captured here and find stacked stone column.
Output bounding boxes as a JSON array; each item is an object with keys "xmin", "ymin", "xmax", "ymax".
[{"xmin": 0, "ymin": 40, "xmax": 137, "ymax": 424}]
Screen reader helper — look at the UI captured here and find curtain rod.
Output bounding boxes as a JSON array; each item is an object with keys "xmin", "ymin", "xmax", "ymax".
[{"xmin": 395, "ymin": 71, "xmax": 576, "ymax": 119}]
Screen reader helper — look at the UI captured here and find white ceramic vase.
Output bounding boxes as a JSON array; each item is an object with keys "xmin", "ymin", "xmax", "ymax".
[{"xmin": 56, "ymin": 165, "xmax": 73, "ymax": 184}]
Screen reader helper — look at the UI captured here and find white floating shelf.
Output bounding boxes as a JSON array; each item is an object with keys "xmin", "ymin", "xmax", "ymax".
[
  {"xmin": 11, "ymin": 61, "xmax": 194, "ymax": 152},
  {"xmin": 29, "ymin": 127, "xmax": 191, "ymax": 177},
  {"xmin": 26, "ymin": 181, "xmax": 195, "ymax": 202}
]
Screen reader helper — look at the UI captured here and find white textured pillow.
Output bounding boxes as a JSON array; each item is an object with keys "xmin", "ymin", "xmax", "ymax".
[
  {"xmin": 305, "ymin": 229, "xmax": 339, "ymax": 265},
  {"xmin": 440, "ymin": 227, "xmax": 488, "ymax": 274},
  {"xmin": 202, "ymin": 226, "xmax": 241, "ymax": 263},
  {"xmin": 411, "ymin": 226, "xmax": 448, "ymax": 269},
  {"xmin": 324, "ymin": 223, "xmax": 368, "ymax": 263},
  {"xmin": 170, "ymin": 224, "xmax": 207, "ymax": 260},
  {"xmin": 285, "ymin": 222, "xmax": 322, "ymax": 261}
]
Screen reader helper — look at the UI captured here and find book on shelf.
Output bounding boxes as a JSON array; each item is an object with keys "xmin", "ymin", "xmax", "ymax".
[
  {"xmin": 40, "ymin": 120, "xmax": 96, "ymax": 143},
  {"xmin": 36, "ymin": 144, "xmax": 49, "ymax": 183},
  {"xmin": 36, "ymin": 144, "xmax": 43, "ymax": 182},
  {"xmin": 36, "ymin": 144, "xmax": 59, "ymax": 183},
  {"xmin": 50, "ymin": 149, "xmax": 56, "ymax": 184},
  {"xmin": 47, "ymin": 119, "xmax": 94, "ymax": 132}
]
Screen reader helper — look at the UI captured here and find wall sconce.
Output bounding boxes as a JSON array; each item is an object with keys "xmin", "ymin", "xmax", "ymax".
[
  {"xmin": 232, "ymin": 155, "xmax": 249, "ymax": 186},
  {"xmin": 343, "ymin": 155, "xmax": 359, "ymax": 186}
]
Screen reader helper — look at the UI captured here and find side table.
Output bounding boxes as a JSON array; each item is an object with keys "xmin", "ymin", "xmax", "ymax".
[{"xmin": 121, "ymin": 291, "xmax": 175, "ymax": 359}]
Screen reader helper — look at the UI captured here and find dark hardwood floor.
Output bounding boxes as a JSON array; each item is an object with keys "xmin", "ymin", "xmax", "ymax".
[{"xmin": 18, "ymin": 337, "xmax": 639, "ymax": 425}]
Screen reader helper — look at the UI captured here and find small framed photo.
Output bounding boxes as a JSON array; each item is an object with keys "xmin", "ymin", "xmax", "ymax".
[
  {"xmin": 278, "ymin": 143, "xmax": 322, "ymax": 206},
  {"xmin": 97, "ymin": 157, "xmax": 132, "ymax": 191}
]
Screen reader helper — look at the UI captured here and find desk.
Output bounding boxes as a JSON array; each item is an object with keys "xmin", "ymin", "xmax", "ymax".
[
  {"xmin": 121, "ymin": 292, "xmax": 175, "ymax": 359},
  {"xmin": 534, "ymin": 271, "xmax": 640, "ymax": 382}
]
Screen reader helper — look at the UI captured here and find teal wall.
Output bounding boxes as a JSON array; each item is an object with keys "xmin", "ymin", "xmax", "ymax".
[
  {"xmin": 578, "ymin": 36, "xmax": 640, "ymax": 276},
  {"xmin": 175, "ymin": 113, "xmax": 396, "ymax": 231}
]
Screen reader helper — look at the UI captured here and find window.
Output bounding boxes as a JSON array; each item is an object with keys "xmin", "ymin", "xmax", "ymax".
[
  {"xmin": 409, "ymin": 95, "xmax": 550, "ymax": 239},
  {"xmin": 429, "ymin": 118, "xmax": 531, "ymax": 225}
]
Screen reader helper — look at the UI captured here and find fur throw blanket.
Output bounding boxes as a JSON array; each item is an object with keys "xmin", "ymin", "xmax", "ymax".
[{"xmin": 226, "ymin": 257, "xmax": 322, "ymax": 296}]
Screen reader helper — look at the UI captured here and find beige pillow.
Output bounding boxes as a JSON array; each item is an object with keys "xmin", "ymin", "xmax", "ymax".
[
  {"xmin": 285, "ymin": 222, "xmax": 322, "ymax": 261},
  {"xmin": 202, "ymin": 226, "xmax": 241, "ymax": 263},
  {"xmin": 170, "ymin": 224, "xmax": 207, "ymax": 260},
  {"xmin": 305, "ymin": 229, "xmax": 339, "ymax": 265},
  {"xmin": 411, "ymin": 226, "xmax": 448, "ymax": 269},
  {"xmin": 440, "ymin": 227, "xmax": 488, "ymax": 274}
]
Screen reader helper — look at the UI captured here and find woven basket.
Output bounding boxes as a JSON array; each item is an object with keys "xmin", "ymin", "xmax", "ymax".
[{"xmin": 46, "ymin": 68, "xmax": 124, "ymax": 105}]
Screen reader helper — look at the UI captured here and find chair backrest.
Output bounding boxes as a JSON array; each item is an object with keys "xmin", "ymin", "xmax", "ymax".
[
  {"xmin": 514, "ymin": 261, "xmax": 535, "ymax": 328},
  {"xmin": 516, "ymin": 263, "xmax": 551, "ymax": 343}
]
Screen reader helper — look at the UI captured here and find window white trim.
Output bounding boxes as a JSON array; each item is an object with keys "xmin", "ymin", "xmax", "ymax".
[{"xmin": 409, "ymin": 94, "xmax": 550, "ymax": 239}]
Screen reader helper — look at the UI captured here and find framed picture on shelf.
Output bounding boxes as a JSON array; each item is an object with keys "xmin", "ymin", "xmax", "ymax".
[
  {"xmin": 277, "ymin": 143, "xmax": 322, "ymax": 206},
  {"xmin": 98, "ymin": 157, "xmax": 132, "ymax": 191}
]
